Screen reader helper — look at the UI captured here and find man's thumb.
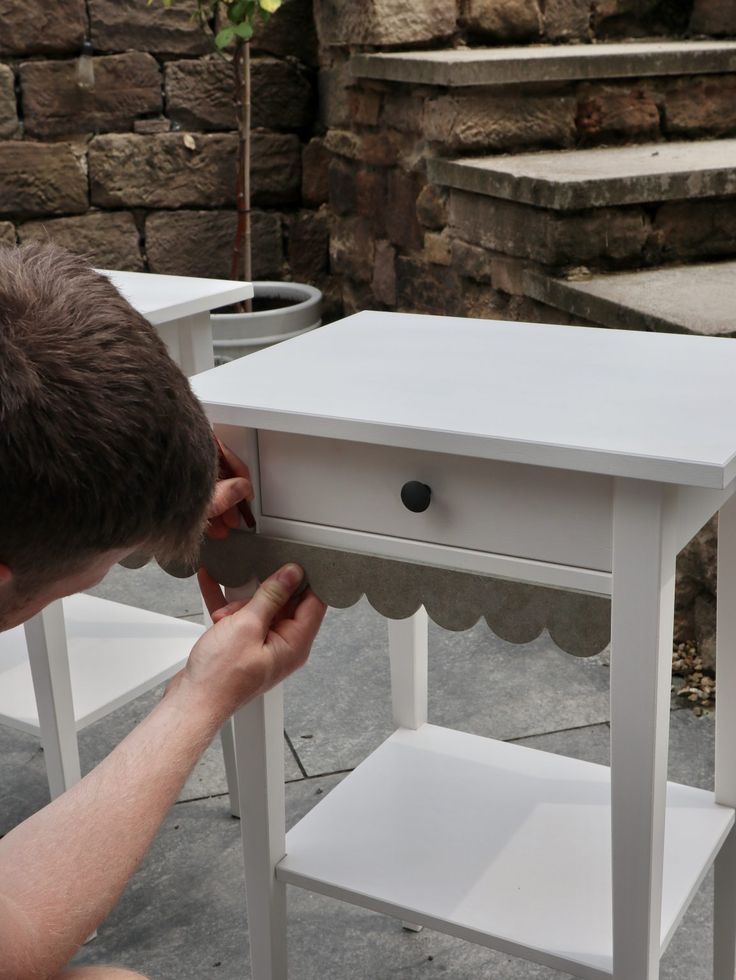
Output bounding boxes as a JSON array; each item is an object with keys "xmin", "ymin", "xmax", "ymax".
[{"xmin": 244, "ymin": 563, "xmax": 304, "ymax": 632}]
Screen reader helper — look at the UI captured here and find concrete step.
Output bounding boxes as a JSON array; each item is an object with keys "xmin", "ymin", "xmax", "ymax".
[
  {"xmin": 524, "ymin": 261, "xmax": 736, "ymax": 337},
  {"xmin": 429, "ymin": 139, "xmax": 736, "ymax": 210},
  {"xmin": 352, "ymin": 41, "xmax": 736, "ymax": 88}
]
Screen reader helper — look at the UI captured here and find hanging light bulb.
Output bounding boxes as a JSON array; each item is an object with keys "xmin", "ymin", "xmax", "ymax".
[{"xmin": 77, "ymin": 39, "xmax": 95, "ymax": 90}]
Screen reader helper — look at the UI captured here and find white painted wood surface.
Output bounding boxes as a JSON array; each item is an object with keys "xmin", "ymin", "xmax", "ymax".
[
  {"xmin": 278, "ymin": 725, "xmax": 733, "ymax": 980},
  {"xmin": 609, "ymin": 481, "xmax": 678, "ymax": 979},
  {"xmin": 0, "ymin": 594, "xmax": 202, "ymax": 736},
  {"xmin": 192, "ymin": 311, "xmax": 736, "ymax": 488},
  {"xmin": 259, "ymin": 430, "xmax": 613, "ymax": 571},
  {"xmin": 97, "ymin": 269, "xmax": 253, "ymax": 327}
]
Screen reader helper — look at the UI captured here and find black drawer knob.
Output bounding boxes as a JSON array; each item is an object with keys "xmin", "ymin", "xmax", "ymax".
[{"xmin": 401, "ymin": 481, "xmax": 432, "ymax": 513}]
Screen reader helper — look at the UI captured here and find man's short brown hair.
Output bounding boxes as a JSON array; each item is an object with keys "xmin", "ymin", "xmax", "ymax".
[{"xmin": 0, "ymin": 243, "xmax": 217, "ymax": 594}]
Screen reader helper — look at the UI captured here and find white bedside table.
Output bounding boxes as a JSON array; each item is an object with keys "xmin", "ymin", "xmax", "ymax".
[
  {"xmin": 191, "ymin": 310, "xmax": 736, "ymax": 980},
  {"xmin": 2, "ymin": 271, "xmax": 253, "ymax": 804}
]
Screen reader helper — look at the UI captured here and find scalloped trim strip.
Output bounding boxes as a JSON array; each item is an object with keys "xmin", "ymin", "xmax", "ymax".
[{"xmin": 158, "ymin": 531, "xmax": 611, "ymax": 658}]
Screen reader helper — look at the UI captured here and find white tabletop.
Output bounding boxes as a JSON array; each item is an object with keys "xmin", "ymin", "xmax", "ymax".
[
  {"xmin": 98, "ymin": 269, "xmax": 253, "ymax": 326},
  {"xmin": 191, "ymin": 311, "xmax": 736, "ymax": 489}
]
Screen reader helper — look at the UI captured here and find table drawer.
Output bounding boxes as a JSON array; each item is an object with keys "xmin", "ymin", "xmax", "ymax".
[{"xmin": 258, "ymin": 431, "xmax": 613, "ymax": 572}]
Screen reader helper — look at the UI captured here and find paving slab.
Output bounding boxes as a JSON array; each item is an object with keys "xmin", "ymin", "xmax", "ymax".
[
  {"xmin": 352, "ymin": 41, "xmax": 736, "ymax": 87},
  {"xmin": 284, "ymin": 597, "xmax": 611, "ymax": 776},
  {"xmin": 526, "ymin": 262, "xmax": 736, "ymax": 337},
  {"xmin": 430, "ymin": 139, "xmax": 736, "ymax": 209}
]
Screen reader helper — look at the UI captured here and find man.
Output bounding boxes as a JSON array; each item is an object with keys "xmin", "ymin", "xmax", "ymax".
[{"xmin": 0, "ymin": 244, "xmax": 326, "ymax": 980}]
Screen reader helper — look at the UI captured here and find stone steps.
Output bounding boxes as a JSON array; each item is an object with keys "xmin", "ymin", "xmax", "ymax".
[
  {"xmin": 524, "ymin": 261, "xmax": 736, "ymax": 337},
  {"xmin": 352, "ymin": 40, "xmax": 736, "ymax": 87},
  {"xmin": 429, "ymin": 139, "xmax": 736, "ymax": 210},
  {"xmin": 430, "ymin": 139, "xmax": 736, "ymax": 270}
]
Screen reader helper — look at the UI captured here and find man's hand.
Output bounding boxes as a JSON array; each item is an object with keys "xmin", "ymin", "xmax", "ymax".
[
  {"xmin": 207, "ymin": 439, "xmax": 253, "ymax": 539},
  {"xmin": 176, "ymin": 563, "xmax": 326, "ymax": 722}
]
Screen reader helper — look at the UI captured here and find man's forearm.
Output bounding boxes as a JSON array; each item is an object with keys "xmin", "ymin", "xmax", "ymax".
[{"xmin": 0, "ymin": 676, "xmax": 228, "ymax": 980}]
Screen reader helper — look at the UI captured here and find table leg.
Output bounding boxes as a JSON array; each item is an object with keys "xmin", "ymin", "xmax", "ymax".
[
  {"xmin": 714, "ymin": 491, "xmax": 736, "ymax": 979},
  {"xmin": 24, "ymin": 599, "xmax": 82, "ymax": 800},
  {"xmin": 387, "ymin": 609, "xmax": 428, "ymax": 730},
  {"xmin": 175, "ymin": 312, "xmax": 215, "ymax": 377},
  {"xmin": 233, "ymin": 688, "xmax": 287, "ymax": 980},
  {"xmin": 610, "ymin": 480, "xmax": 676, "ymax": 980}
]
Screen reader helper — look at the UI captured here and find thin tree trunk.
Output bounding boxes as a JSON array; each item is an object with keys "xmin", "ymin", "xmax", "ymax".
[{"xmin": 231, "ymin": 39, "xmax": 252, "ymax": 311}]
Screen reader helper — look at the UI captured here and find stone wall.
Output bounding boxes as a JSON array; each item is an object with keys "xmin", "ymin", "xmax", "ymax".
[{"xmin": 0, "ymin": 0, "xmax": 331, "ymax": 295}]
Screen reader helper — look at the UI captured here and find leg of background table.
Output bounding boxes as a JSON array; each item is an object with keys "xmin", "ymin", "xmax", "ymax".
[
  {"xmin": 233, "ymin": 688, "xmax": 287, "ymax": 980},
  {"xmin": 176, "ymin": 312, "xmax": 214, "ymax": 377},
  {"xmin": 714, "ymin": 491, "xmax": 736, "ymax": 979},
  {"xmin": 610, "ymin": 480, "xmax": 676, "ymax": 980},
  {"xmin": 388, "ymin": 609, "xmax": 428, "ymax": 932},
  {"xmin": 219, "ymin": 718, "xmax": 240, "ymax": 819},
  {"xmin": 387, "ymin": 609, "xmax": 428, "ymax": 730},
  {"xmin": 24, "ymin": 599, "xmax": 82, "ymax": 800}
]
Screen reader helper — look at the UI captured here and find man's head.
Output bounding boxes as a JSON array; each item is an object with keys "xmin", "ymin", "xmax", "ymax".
[{"xmin": 0, "ymin": 243, "xmax": 217, "ymax": 630}]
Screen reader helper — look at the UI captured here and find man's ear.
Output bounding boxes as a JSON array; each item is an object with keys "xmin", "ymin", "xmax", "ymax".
[{"xmin": 0, "ymin": 564, "xmax": 13, "ymax": 587}]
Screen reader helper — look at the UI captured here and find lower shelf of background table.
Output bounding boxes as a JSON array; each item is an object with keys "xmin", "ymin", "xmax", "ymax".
[
  {"xmin": 278, "ymin": 724, "xmax": 734, "ymax": 980},
  {"xmin": 0, "ymin": 593, "xmax": 204, "ymax": 736}
]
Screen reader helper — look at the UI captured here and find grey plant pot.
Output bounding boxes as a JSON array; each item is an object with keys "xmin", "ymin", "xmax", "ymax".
[{"xmin": 211, "ymin": 280, "xmax": 322, "ymax": 363}]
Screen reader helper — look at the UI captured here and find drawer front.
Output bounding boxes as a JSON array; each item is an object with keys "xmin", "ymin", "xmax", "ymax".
[{"xmin": 258, "ymin": 431, "xmax": 613, "ymax": 572}]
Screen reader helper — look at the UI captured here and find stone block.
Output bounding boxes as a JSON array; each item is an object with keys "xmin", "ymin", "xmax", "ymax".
[
  {"xmin": 690, "ymin": 0, "xmax": 736, "ymax": 34},
  {"xmin": 20, "ymin": 53, "xmax": 162, "ymax": 139},
  {"xmin": 381, "ymin": 91, "xmax": 425, "ymax": 134},
  {"xmin": 450, "ymin": 190, "xmax": 650, "ymax": 265},
  {"xmin": 342, "ymin": 277, "xmax": 375, "ymax": 316},
  {"xmin": 302, "ymin": 138, "xmax": 330, "ymax": 207},
  {"xmin": 18, "ymin": 212, "xmax": 143, "ymax": 270},
  {"xmin": 328, "ymin": 158, "xmax": 357, "ymax": 215},
  {"xmin": 396, "ymin": 255, "xmax": 462, "ymax": 315},
  {"xmin": 315, "ymin": 0, "xmax": 457, "ymax": 46},
  {"xmin": 288, "ymin": 209, "xmax": 330, "ymax": 283},
  {"xmin": 134, "ymin": 117, "xmax": 172, "ymax": 134},
  {"xmin": 146, "ymin": 209, "xmax": 283, "ymax": 281},
  {"xmin": 330, "ymin": 215, "xmax": 374, "ymax": 282},
  {"xmin": 165, "ymin": 58, "xmax": 234, "ymax": 132},
  {"xmin": 371, "ymin": 240, "xmax": 396, "ymax": 306},
  {"xmin": 0, "ymin": 66, "xmax": 18, "ymax": 139},
  {"xmin": 252, "ymin": 132, "xmax": 303, "ymax": 206},
  {"xmin": 0, "ymin": 222, "xmax": 16, "ymax": 246},
  {"xmin": 166, "ymin": 56, "xmax": 313, "ymax": 132},
  {"xmin": 252, "ymin": 0, "xmax": 318, "ymax": 67},
  {"xmin": 489, "ymin": 254, "xmax": 529, "ymax": 295},
  {"xmin": 318, "ymin": 60, "xmax": 353, "ymax": 129},
  {"xmin": 424, "ymin": 230, "xmax": 452, "ymax": 265},
  {"xmin": 544, "ymin": 0, "xmax": 592, "ymax": 38},
  {"xmin": 451, "ymin": 239, "xmax": 492, "ymax": 282},
  {"xmin": 576, "ymin": 84, "xmax": 660, "ymax": 144},
  {"xmin": 0, "ymin": 0, "xmax": 86, "ymax": 56},
  {"xmin": 416, "ymin": 183, "xmax": 448, "ymax": 229},
  {"xmin": 0, "ymin": 142, "xmax": 88, "ymax": 217},
  {"xmin": 90, "ymin": 133, "xmax": 237, "ymax": 209},
  {"xmin": 463, "ymin": 0, "xmax": 542, "ymax": 40},
  {"xmin": 665, "ymin": 76, "xmax": 736, "ymax": 138},
  {"xmin": 385, "ymin": 169, "xmax": 423, "ymax": 250},
  {"xmin": 650, "ymin": 199, "xmax": 736, "ymax": 263},
  {"xmin": 462, "ymin": 281, "xmax": 509, "ymax": 319},
  {"xmin": 355, "ymin": 168, "xmax": 387, "ymax": 236},
  {"xmin": 424, "ymin": 92, "xmax": 576, "ymax": 151},
  {"xmin": 89, "ymin": 0, "xmax": 210, "ymax": 55},
  {"xmin": 349, "ymin": 89, "xmax": 383, "ymax": 127}
]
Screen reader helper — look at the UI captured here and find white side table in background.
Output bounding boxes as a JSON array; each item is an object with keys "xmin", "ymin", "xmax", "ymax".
[
  {"xmin": 0, "ymin": 271, "xmax": 253, "ymax": 810},
  {"xmin": 191, "ymin": 310, "xmax": 736, "ymax": 980}
]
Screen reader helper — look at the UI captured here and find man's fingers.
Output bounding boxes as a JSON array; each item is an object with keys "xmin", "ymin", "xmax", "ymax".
[
  {"xmin": 233, "ymin": 563, "xmax": 304, "ymax": 637},
  {"xmin": 216, "ymin": 438, "xmax": 252, "ymax": 482},
  {"xmin": 272, "ymin": 588, "xmax": 327, "ymax": 648},
  {"xmin": 197, "ymin": 568, "xmax": 227, "ymax": 617},
  {"xmin": 208, "ymin": 477, "xmax": 252, "ymax": 520},
  {"xmin": 212, "ymin": 600, "xmax": 248, "ymax": 623}
]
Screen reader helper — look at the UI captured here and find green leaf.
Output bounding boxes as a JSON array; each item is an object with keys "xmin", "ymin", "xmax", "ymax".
[
  {"xmin": 234, "ymin": 19, "xmax": 254, "ymax": 38},
  {"xmin": 215, "ymin": 25, "xmax": 237, "ymax": 46},
  {"xmin": 259, "ymin": 0, "xmax": 282, "ymax": 11},
  {"xmin": 228, "ymin": 0, "xmax": 248, "ymax": 22}
]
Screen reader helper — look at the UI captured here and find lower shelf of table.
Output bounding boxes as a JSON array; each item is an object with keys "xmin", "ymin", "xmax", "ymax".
[
  {"xmin": 277, "ymin": 724, "xmax": 734, "ymax": 980},
  {"xmin": 0, "ymin": 593, "xmax": 204, "ymax": 736}
]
